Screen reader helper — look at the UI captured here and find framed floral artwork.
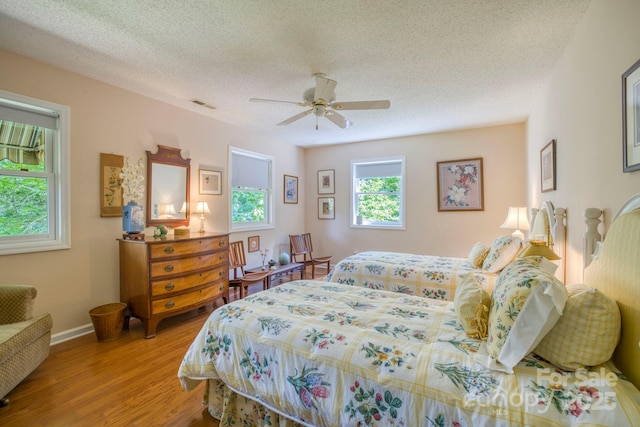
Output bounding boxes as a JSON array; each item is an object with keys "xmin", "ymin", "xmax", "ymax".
[
  {"xmin": 317, "ymin": 169, "xmax": 335, "ymax": 194},
  {"xmin": 100, "ymin": 153, "xmax": 124, "ymax": 217},
  {"xmin": 436, "ymin": 158, "xmax": 484, "ymax": 211},
  {"xmin": 284, "ymin": 175, "xmax": 298, "ymax": 204}
]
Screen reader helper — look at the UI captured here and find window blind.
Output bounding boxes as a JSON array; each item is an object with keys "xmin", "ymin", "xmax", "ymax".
[{"xmin": 231, "ymin": 151, "xmax": 270, "ymax": 189}]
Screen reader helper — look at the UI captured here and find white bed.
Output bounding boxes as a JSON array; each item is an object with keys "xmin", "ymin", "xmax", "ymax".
[{"xmin": 177, "ymin": 197, "xmax": 640, "ymax": 426}]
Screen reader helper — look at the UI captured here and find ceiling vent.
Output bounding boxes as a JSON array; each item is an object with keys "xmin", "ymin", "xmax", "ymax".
[{"xmin": 190, "ymin": 99, "xmax": 216, "ymax": 109}]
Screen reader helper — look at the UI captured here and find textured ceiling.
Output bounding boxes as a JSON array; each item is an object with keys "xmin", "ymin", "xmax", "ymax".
[{"xmin": 0, "ymin": 0, "xmax": 591, "ymax": 147}]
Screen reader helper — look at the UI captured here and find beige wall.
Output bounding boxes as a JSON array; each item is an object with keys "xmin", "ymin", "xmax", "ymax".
[
  {"xmin": 304, "ymin": 123, "xmax": 527, "ymax": 263},
  {"xmin": 526, "ymin": 0, "xmax": 640, "ymax": 285},
  {"xmin": 0, "ymin": 49, "xmax": 304, "ymax": 336}
]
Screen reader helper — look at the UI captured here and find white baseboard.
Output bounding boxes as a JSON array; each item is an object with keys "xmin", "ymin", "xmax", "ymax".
[{"xmin": 51, "ymin": 323, "xmax": 94, "ymax": 346}]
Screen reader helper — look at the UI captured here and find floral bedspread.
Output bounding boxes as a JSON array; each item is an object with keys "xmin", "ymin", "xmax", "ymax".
[
  {"xmin": 325, "ymin": 251, "xmax": 496, "ymax": 300},
  {"xmin": 178, "ymin": 281, "xmax": 640, "ymax": 427}
]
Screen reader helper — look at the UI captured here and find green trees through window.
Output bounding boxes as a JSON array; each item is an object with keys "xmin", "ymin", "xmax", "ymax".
[
  {"xmin": 356, "ymin": 176, "xmax": 400, "ymax": 223},
  {"xmin": 0, "ymin": 159, "xmax": 48, "ymax": 236},
  {"xmin": 231, "ymin": 189, "xmax": 266, "ymax": 223}
]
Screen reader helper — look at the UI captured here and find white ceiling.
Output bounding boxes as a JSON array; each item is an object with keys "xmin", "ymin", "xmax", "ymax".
[{"xmin": 0, "ymin": 0, "xmax": 591, "ymax": 147}]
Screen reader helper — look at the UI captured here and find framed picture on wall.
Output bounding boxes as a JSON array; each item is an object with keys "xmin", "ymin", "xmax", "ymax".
[
  {"xmin": 436, "ymin": 158, "xmax": 484, "ymax": 211},
  {"xmin": 284, "ymin": 175, "xmax": 298, "ymax": 204},
  {"xmin": 540, "ymin": 139, "xmax": 556, "ymax": 192},
  {"xmin": 100, "ymin": 153, "xmax": 124, "ymax": 217},
  {"xmin": 318, "ymin": 197, "xmax": 335, "ymax": 219},
  {"xmin": 199, "ymin": 169, "xmax": 222, "ymax": 195},
  {"xmin": 248, "ymin": 235, "xmax": 260, "ymax": 252},
  {"xmin": 623, "ymin": 57, "xmax": 640, "ymax": 172},
  {"xmin": 317, "ymin": 169, "xmax": 335, "ymax": 194}
]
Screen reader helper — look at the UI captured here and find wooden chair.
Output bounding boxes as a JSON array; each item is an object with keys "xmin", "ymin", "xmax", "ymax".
[
  {"xmin": 289, "ymin": 233, "xmax": 333, "ymax": 279},
  {"xmin": 228, "ymin": 241, "xmax": 270, "ymax": 299}
]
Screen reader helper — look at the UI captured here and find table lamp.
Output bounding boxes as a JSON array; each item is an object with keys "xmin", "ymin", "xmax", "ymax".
[
  {"xmin": 500, "ymin": 207, "xmax": 530, "ymax": 240},
  {"xmin": 194, "ymin": 201, "xmax": 211, "ymax": 233},
  {"xmin": 520, "ymin": 240, "xmax": 560, "ymax": 260}
]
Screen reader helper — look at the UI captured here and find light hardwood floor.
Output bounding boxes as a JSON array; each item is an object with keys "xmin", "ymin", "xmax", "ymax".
[{"xmin": 0, "ymin": 268, "xmax": 325, "ymax": 427}]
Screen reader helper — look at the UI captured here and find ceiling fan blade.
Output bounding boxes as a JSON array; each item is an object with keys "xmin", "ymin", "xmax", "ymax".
[
  {"xmin": 331, "ymin": 100, "xmax": 391, "ymax": 110},
  {"xmin": 314, "ymin": 75, "xmax": 337, "ymax": 102},
  {"xmin": 250, "ymin": 98, "xmax": 308, "ymax": 107},
  {"xmin": 277, "ymin": 109, "xmax": 313, "ymax": 126},
  {"xmin": 325, "ymin": 110, "xmax": 352, "ymax": 129}
]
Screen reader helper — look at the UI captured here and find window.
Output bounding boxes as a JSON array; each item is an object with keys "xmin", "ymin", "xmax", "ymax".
[
  {"xmin": 0, "ymin": 90, "xmax": 70, "ymax": 255},
  {"xmin": 351, "ymin": 156, "xmax": 405, "ymax": 229},
  {"xmin": 229, "ymin": 147, "xmax": 273, "ymax": 231}
]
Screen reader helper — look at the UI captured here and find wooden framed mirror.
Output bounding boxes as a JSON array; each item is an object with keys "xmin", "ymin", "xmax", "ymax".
[{"xmin": 146, "ymin": 145, "xmax": 190, "ymax": 228}]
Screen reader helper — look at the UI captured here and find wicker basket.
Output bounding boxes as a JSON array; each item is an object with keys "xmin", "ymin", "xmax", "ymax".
[{"xmin": 89, "ymin": 302, "xmax": 127, "ymax": 342}]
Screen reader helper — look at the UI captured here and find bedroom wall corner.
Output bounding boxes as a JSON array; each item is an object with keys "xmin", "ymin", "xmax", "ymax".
[{"xmin": 526, "ymin": 0, "xmax": 640, "ymax": 285}]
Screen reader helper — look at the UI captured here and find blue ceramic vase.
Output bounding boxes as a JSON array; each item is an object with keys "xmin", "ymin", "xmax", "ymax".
[{"xmin": 122, "ymin": 201, "xmax": 144, "ymax": 233}]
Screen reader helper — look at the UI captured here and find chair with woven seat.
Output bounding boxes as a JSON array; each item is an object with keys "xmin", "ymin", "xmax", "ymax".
[
  {"xmin": 228, "ymin": 240, "xmax": 270, "ymax": 299},
  {"xmin": 289, "ymin": 233, "xmax": 333, "ymax": 279}
]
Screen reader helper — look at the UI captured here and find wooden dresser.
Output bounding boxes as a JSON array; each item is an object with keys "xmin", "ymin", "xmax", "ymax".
[{"xmin": 119, "ymin": 232, "xmax": 229, "ymax": 338}]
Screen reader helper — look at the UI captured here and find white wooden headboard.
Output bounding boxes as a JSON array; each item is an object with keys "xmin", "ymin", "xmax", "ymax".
[
  {"xmin": 583, "ymin": 193, "xmax": 640, "ymax": 390},
  {"xmin": 529, "ymin": 201, "xmax": 566, "ymax": 282}
]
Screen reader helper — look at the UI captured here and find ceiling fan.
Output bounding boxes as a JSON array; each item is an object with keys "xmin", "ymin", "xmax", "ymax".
[{"xmin": 250, "ymin": 73, "xmax": 390, "ymax": 130}]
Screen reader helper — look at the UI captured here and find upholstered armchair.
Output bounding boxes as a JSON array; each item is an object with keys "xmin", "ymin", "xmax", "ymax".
[{"xmin": 0, "ymin": 285, "xmax": 52, "ymax": 405}]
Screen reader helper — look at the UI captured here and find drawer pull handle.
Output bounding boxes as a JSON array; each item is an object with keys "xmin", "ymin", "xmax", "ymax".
[
  {"xmin": 165, "ymin": 300, "xmax": 175, "ymax": 309},
  {"xmin": 219, "ymin": 255, "xmax": 225, "ymax": 260},
  {"xmin": 219, "ymin": 270, "xmax": 226, "ymax": 277},
  {"xmin": 164, "ymin": 264, "xmax": 174, "ymax": 272},
  {"xmin": 164, "ymin": 247, "xmax": 175, "ymax": 254},
  {"xmin": 165, "ymin": 283, "xmax": 175, "ymax": 291},
  {"xmin": 219, "ymin": 240, "xmax": 225, "ymax": 247},
  {"xmin": 219, "ymin": 285, "xmax": 224, "ymax": 291}
]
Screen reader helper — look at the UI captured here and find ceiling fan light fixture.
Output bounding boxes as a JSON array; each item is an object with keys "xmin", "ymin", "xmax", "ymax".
[{"xmin": 251, "ymin": 73, "xmax": 390, "ymax": 130}]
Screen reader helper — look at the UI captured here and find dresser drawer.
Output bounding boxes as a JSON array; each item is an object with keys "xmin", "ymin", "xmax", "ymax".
[
  {"xmin": 150, "ymin": 252, "xmax": 226, "ymax": 278},
  {"xmin": 149, "ymin": 236, "xmax": 229, "ymax": 259},
  {"xmin": 150, "ymin": 265, "xmax": 227, "ymax": 296},
  {"xmin": 151, "ymin": 283, "xmax": 227, "ymax": 315}
]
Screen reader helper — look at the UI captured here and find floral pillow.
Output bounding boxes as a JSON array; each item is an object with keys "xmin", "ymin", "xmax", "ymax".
[
  {"xmin": 534, "ymin": 284, "xmax": 620, "ymax": 371},
  {"xmin": 467, "ymin": 242, "xmax": 490, "ymax": 269},
  {"xmin": 484, "ymin": 257, "xmax": 567, "ymax": 372},
  {"xmin": 482, "ymin": 236, "xmax": 523, "ymax": 273},
  {"xmin": 454, "ymin": 273, "xmax": 491, "ymax": 339}
]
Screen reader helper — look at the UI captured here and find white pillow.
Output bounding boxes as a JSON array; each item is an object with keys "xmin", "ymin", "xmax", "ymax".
[{"xmin": 482, "ymin": 258, "xmax": 567, "ymax": 373}]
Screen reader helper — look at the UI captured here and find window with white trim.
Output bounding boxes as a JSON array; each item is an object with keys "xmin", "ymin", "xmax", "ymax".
[
  {"xmin": 229, "ymin": 147, "xmax": 273, "ymax": 231},
  {"xmin": 351, "ymin": 156, "xmax": 405, "ymax": 229},
  {"xmin": 0, "ymin": 90, "xmax": 70, "ymax": 255}
]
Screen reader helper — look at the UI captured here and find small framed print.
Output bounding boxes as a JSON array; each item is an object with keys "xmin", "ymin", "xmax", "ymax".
[
  {"xmin": 318, "ymin": 197, "xmax": 335, "ymax": 220},
  {"xmin": 436, "ymin": 158, "xmax": 484, "ymax": 211},
  {"xmin": 540, "ymin": 140, "xmax": 556, "ymax": 192},
  {"xmin": 623, "ymin": 57, "xmax": 640, "ymax": 172},
  {"xmin": 100, "ymin": 153, "xmax": 124, "ymax": 217},
  {"xmin": 284, "ymin": 174, "xmax": 298, "ymax": 204},
  {"xmin": 199, "ymin": 169, "xmax": 222, "ymax": 195},
  {"xmin": 317, "ymin": 169, "xmax": 335, "ymax": 194},
  {"xmin": 248, "ymin": 235, "xmax": 260, "ymax": 252}
]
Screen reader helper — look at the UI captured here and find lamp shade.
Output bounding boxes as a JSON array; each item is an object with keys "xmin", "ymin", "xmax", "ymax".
[
  {"xmin": 160, "ymin": 203, "xmax": 177, "ymax": 215},
  {"xmin": 194, "ymin": 201, "xmax": 211, "ymax": 215},
  {"xmin": 500, "ymin": 207, "xmax": 529, "ymax": 239},
  {"xmin": 520, "ymin": 240, "xmax": 560, "ymax": 260}
]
